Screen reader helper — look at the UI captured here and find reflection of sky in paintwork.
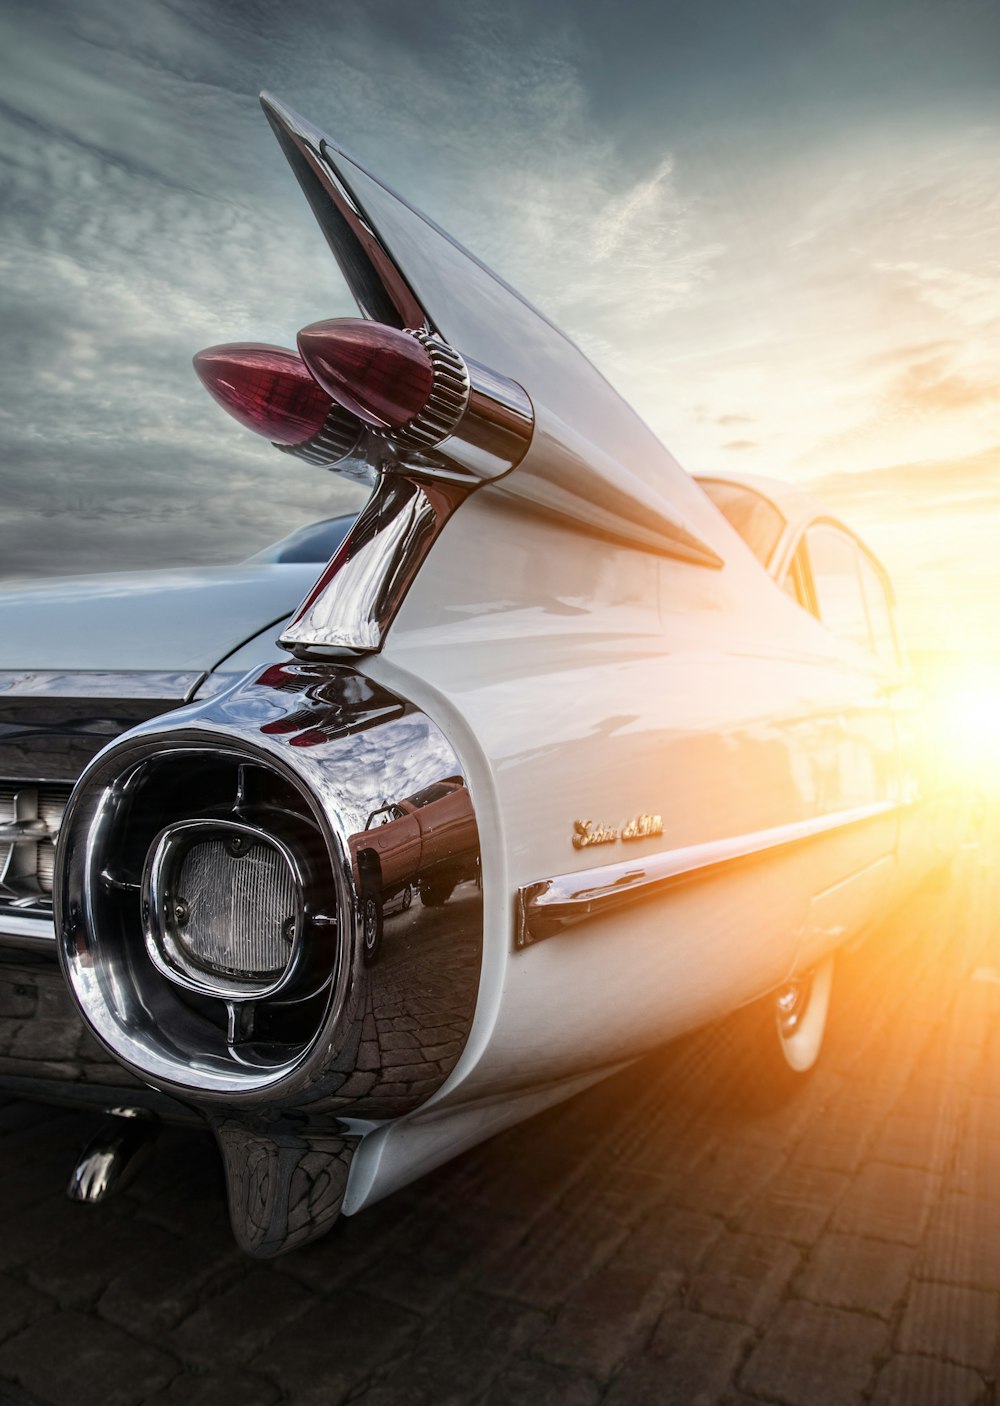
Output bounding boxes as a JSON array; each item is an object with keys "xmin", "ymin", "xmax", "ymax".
[{"xmin": 0, "ymin": 0, "xmax": 997, "ymax": 648}]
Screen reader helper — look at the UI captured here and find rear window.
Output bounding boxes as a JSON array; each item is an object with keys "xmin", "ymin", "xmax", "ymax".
[{"xmin": 698, "ymin": 479, "xmax": 785, "ymax": 568}]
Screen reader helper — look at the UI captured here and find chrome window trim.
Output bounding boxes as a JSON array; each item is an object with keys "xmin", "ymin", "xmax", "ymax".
[{"xmin": 515, "ymin": 799, "xmax": 900, "ymax": 947}]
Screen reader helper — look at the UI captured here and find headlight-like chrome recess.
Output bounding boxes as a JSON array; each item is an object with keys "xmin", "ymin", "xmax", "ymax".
[
  {"xmin": 56, "ymin": 664, "xmax": 484, "ymax": 1257},
  {"xmin": 56, "ymin": 663, "xmax": 484, "ymax": 1115}
]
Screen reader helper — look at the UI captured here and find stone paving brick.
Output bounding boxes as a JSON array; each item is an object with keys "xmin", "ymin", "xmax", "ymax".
[
  {"xmin": 0, "ymin": 1125, "xmax": 97, "ymax": 1219},
  {"xmin": 356, "ymin": 1202, "xmax": 521, "ymax": 1314},
  {"xmin": 892, "ymin": 1075, "xmax": 966, "ymax": 1125},
  {"xmin": 0, "ymin": 1311, "xmax": 177, "ymax": 1406},
  {"xmin": 477, "ymin": 1206, "xmax": 626, "ymax": 1310},
  {"xmin": 0, "ymin": 1275, "xmax": 53, "ymax": 1343},
  {"xmin": 740, "ymin": 1163, "xmax": 847, "ymax": 1245},
  {"xmin": 135, "ymin": 1178, "xmax": 233, "ymax": 1248},
  {"xmin": 576, "ymin": 1165, "xmax": 671, "ymax": 1227},
  {"xmin": 479, "ymin": 1358, "xmax": 601, "ymax": 1406},
  {"xmin": 442, "ymin": 1142, "xmax": 582, "ymax": 1221},
  {"xmin": 171, "ymin": 1268, "xmax": 314, "ymax": 1368},
  {"xmin": 831, "ymin": 1161, "xmax": 940, "ymax": 1245},
  {"xmin": 253, "ymin": 1292, "xmax": 420, "ymax": 1405},
  {"xmin": 0, "ymin": 1377, "xmax": 49, "ymax": 1406},
  {"xmin": 275, "ymin": 1193, "xmax": 421, "ymax": 1294},
  {"xmin": 949, "ymin": 1123, "xmax": 1000, "ymax": 1202},
  {"xmin": 604, "ymin": 1311, "xmax": 753, "ymax": 1406},
  {"xmin": 0, "ymin": 1196, "xmax": 94, "ymax": 1274},
  {"xmin": 793, "ymin": 1110, "xmax": 873, "ymax": 1175},
  {"xmin": 870, "ymin": 1108, "xmax": 960, "ymax": 1174},
  {"xmin": 919, "ymin": 1192, "xmax": 1000, "ymax": 1290},
  {"xmin": 740, "ymin": 1301, "xmax": 887, "ymax": 1406},
  {"xmin": 869, "ymin": 1353, "xmax": 988, "ymax": 1406},
  {"xmin": 794, "ymin": 1232, "xmax": 915, "ymax": 1318},
  {"xmin": 618, "ymin": 1204, "xmax": 724, "ymax": 1278},
  {"xmin": 687, "ymin": 1231, "xmax": 800, "ymax": 1326},
  {"xmin": 895, "ymin": 1279, "xmax": 999, "ymax": 1371},
  {"xmin": 98, "ymin": 1230, "xmax": 243, "ymax": 1335},
  {"xmin": 24, "ymin": 1214, "xmax": 174, "ymax": 1310},
  {"xmin": 531, "ymin": 1249, "xmax": 681, "ymax": 1380},
  {"xmin": 357, "ymin": 1292, "xmax": 545, "ymax": 1406},
  {"xmin": 143, "ymin": 1370, "xmax": 281, "ymax": 1405},
  {"xmin": 675, "ymin": 1141, "xmax": 787, "ymax": 1220},
  {"xmin": 962, "ymin": 1095, "xmax": 1000, "ymax": 1147}
]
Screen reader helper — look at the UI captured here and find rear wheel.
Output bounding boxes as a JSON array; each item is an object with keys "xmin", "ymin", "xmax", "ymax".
[
  {"xmin": 728, "ymin": 954, "xmax": 836, "ymax": 1107},
  {"xmin": 773, "ymin": 955, "xmax": 834, "ymax": 1074}
]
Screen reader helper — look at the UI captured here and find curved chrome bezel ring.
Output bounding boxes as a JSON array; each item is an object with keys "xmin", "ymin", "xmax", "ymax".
[{"xmin": 58, "ymin": 735, "xmax": 355, "ymax": 1103}]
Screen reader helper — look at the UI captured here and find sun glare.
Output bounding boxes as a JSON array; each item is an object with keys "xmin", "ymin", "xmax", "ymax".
[{"xmin": 925, "ymin": 656, "xmax": 1000, "ymax": 786}]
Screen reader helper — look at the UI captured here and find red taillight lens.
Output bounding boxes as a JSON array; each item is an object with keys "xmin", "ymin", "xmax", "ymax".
[
  {"xmin": 193, "ymin": 344, "xmax": 333, "ymax": 445},
  {"xmin": 297, "ymin": 319, "xmax": 433, "ymax": 431}
]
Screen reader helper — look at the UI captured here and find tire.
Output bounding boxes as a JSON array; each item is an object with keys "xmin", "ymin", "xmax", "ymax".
[
  {"xmin": 360, "ymin": 879, "xmax": 383, "ymax": 965},
  {"xmin": 729, "ymin": 954, "xmax": 836, "ymax": 1108},
  {"xmin": 772, "ymin": 954, "xmax": 834, "ymax": 1074}
]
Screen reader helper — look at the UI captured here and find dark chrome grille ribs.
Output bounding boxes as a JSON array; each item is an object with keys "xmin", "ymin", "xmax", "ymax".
[{"xmin": 0, "ymin": 781, "xmax": 74, "ymax": 915}]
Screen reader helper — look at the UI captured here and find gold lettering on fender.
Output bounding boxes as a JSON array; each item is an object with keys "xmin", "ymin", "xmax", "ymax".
[
  {"xmin": 572, "ymin": 819, "xmax": 619, "ymax": 849},
  {"xmin": 572, "ymin": 815, "xmax": 662, "ymax": 848}
]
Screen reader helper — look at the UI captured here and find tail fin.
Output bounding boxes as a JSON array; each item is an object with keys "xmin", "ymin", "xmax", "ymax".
[{"xmin": 258, "ymin": 94, "xmax": 725, "ymax": 655}]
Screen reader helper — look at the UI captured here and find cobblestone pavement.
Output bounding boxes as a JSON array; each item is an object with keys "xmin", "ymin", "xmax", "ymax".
[{"xmin": 0, "ymin": 833, "xmax": 998, "ymax": 1406}]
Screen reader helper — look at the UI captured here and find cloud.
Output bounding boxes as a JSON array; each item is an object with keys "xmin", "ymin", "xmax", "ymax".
[
  {"xmin": 885, "ymin": 352, "xmax": 999, "ymax": 416},
  {"xmin": 808, "ymin": 444, "xmax": 1000, "ymax": 520}
]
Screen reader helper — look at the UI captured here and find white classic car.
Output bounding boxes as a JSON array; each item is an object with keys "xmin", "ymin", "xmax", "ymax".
[{"xmin": 0, "ymin": 95, "xmax": 957, "ymax": 1256}]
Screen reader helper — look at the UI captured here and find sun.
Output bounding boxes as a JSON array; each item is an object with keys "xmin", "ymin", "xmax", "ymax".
[{"xmin": 925, "ymin": 655, "xmax": 1000, "ymax": 786}]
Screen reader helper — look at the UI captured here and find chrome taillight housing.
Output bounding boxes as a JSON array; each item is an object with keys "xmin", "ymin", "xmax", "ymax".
[{"xmin": 56, "ymin": 664, "xmax": 483, "ymax": 1120}]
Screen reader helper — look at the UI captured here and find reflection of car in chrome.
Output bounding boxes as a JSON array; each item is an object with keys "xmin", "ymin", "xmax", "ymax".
[
  {"xmin": 350, "ymin": 778, "xmax": 479, "ymax": 958},
  {"xmin": 0, "ymin": 94, "xmax": 964, "ymax": 1257}
]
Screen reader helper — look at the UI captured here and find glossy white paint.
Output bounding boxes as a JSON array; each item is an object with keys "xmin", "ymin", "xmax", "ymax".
[{"xmin": 338, "ymin": 481, "xmax": 920, "ymax": 1211}]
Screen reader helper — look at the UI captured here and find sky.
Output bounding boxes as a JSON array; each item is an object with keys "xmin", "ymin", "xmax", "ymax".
[{"xmin": 0, "ymin": 0, "xmax": 997, "ymax": 651}]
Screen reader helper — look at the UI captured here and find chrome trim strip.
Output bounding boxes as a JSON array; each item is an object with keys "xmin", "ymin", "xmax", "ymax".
[
  {"xmin": 0, "ymin": 671, "xmax": 205, "ymax": 701},
  {"xmin": 515, "ymin": 800, "xmax": 898, "ymax": 948},
  {"xmin": 0, "ymin": 913, "xmax": 56, "ymax": 949}
]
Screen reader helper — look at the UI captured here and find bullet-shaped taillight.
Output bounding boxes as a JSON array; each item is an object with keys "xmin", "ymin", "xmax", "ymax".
[
  {"xmin": 193, "ymin": 343, "xmax": 365, "ymax": 467},
  {"xmin": 193, "ymin": 344, "xmax": 333, "ymax": 444},
  {"xmin": 297, "ymin": 319, "xmax": 436, "ymax": 431}
]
